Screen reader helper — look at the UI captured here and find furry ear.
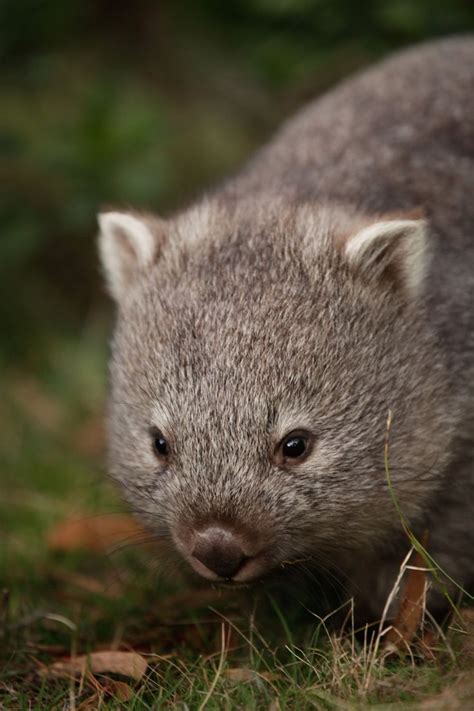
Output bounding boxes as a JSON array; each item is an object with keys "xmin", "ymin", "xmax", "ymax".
[
  {"xmin": 344, "ymin": 219, "xmax": 428, "ymax": 298},
  {"xmin": 98, "ymin": 212, "xmax": 161, "ymax": 302}
]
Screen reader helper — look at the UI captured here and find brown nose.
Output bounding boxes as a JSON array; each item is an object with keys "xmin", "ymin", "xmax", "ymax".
[{"xmin": 192, "ymin": 526, "xmax": 247, "ymax": 579}]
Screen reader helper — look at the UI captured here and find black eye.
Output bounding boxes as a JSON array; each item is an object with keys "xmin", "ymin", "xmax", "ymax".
[
  {"xmin": 152, "ymin": 431, "xmax": 169, "ymax": 458},
  {"xmin": 282, "ymin": 436, "xmax": 307, "ymax": 458},
  {"xmin": 278, "ymin": 431, "xmax": 313, "ymax": 463}
]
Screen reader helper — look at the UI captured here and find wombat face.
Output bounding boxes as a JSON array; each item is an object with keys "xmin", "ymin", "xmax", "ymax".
[{"xmin": 99, "ymin": 199, "xmax": 453, "ymax": 585}]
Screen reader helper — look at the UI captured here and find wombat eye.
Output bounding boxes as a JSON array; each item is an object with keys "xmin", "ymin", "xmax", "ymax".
[
  {"xmin": 279, "ymin": 431, "xmax": 312, "ymax": 462},
  {"xmin": 152, "ymin": 430, "xmax": 169, "ymax": 458}
]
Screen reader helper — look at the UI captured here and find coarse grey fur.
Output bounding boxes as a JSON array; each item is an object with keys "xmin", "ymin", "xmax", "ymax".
[{"xmin": 99, "ymin": 37, "xmax": 474, "ymax": 621}]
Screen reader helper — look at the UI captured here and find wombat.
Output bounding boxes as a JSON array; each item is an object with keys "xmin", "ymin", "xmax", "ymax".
[{"xmin": 98, "ymin": 37, "xmax": 474, "ymax": 621}]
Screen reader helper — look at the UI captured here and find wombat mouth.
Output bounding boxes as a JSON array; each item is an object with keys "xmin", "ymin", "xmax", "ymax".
[
  {"xmin": 186, "ymin": 564, "xmax": 273, "ymax": 590},
  {"xmin": 218, "ymin": 580, "xmax": 252, "ymax": 590}
]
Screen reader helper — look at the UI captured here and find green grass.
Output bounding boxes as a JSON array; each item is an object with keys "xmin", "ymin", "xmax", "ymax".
[{"xmin": 1, "ymin": 330, "xmax": 473, "ymax": 709}]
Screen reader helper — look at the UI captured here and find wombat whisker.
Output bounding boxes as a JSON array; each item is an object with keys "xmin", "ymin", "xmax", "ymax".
[
  {"xmin": 106, "ymin": 534, "xmax": 164, "ymax": 557},
  {"xmin": 299, "ymin": 555, "xmax": 353, "ymax": 600}
]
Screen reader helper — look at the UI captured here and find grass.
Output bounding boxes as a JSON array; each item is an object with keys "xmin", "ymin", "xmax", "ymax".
[{"xmin": 1, "ymin": 327, "xmax": 473, "ymax": 709}]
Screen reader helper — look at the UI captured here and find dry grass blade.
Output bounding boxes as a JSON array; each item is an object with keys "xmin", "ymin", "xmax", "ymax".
[
  {"xmin": 42, "ymin": 650, "xmax": 148, "ymax": 682},
  {"xmin": 384, "ymin": 535, "xmax": 429, "ymax": 652}
]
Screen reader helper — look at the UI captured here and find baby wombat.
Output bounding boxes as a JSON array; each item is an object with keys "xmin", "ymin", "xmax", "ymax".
[{"xmin": 98, "ymin": 37, "xmax": 474, "ymax": 620}]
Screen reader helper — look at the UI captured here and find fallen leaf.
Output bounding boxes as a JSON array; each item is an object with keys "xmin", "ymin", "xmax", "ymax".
[
  {"xmin": 224, "ymin": 668, "xmax": 283, "ymax": 685},
  {"xmin": 47, "ymin": 514, "xmax": 149, "ymax": 553},
  {"xmin": 224, "ymin": 667, "xmax": 256, "ymax": 683},
  {"xmin": 102, "ymin": 678, "xmax": 134, "ymax": 701},
  {"xmin": 385, "ymin": 535, "xmax": 429, "ymax": 651},
  {"xmin": 43, "ymin": 650, "xmax": 148, "ymax": 682}
]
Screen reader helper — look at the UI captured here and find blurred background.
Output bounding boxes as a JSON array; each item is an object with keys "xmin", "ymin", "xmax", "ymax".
[{"xmin": 1, "ymin": 0, "xmax": 474, "ymax": 569}]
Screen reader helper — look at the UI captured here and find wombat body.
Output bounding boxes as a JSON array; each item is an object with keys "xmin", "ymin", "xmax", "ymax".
[{"xmin": 98, "ymin": 37, "xmax": 474, "ymax": 620}]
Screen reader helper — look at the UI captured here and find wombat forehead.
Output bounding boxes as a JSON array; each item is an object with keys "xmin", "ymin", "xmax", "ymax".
[
  {"xmin": 133, "ymin": 295, "xmax": 324, "ymax": 385},
  {"xmin": 117, "ymin": 292, "xmax": 324, "ymax": 425},
  {"xmin": 123, "ymin": 278, "xmax": 318, "ymax": 361},
  {"xmin": 118, "ymin": 265, "xmax": 356, "ymax": 407}
]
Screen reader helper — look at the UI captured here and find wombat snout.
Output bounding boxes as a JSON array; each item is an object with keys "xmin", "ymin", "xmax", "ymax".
[
  {"xmin": 180, "ymin": 524, "xmax": 266, "ymax": 582},
  {"xmin": 192, "ymin": 526, "xmax": 248, "ymax": 579}
]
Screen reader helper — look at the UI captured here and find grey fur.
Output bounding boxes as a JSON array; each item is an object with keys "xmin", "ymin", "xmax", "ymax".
[{"xmin": 99, "ymin": 37, "xmax": 474, "ymax": 619}]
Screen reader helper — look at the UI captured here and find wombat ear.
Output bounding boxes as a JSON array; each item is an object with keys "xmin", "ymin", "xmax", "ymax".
[
  {"xmin": 98, "ymin": 212, "xmax": 162, "ymax": 303},
  {"xmin": 343, "ymin": 219, "xmax": 428, "ymax": 298}
]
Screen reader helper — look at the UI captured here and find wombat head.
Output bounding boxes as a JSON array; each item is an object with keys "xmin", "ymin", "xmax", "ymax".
[{"xmin": 99, "ymin": 197, "xmax": 453, "ymax": 585}]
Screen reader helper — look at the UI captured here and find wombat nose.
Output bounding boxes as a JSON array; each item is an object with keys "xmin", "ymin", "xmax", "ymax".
[{"xmin": 192, "ymin": 526, "xmax": 247, "ymax": 579}]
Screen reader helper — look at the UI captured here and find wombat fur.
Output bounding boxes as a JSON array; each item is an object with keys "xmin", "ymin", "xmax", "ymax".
[{"xmin": 98, "ymin": 37, "xmax": 474, "ymax": 621}]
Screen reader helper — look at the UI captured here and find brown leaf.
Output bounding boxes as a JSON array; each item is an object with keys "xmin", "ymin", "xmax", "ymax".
[
  {"xmin": 102, "ymin": 678, "xmax": 134, "ymax": 701},
  {"xmin": 47, "ymin": 514, "xmax": 148, "ymax": 553},
  {"xmin": 224, "ymin": 667, "xmax": 256, "ymax": 683},
  {"xmin": 43, "ymin": 650, "xmax": 148, "ymax": 682},
  {"xmin": 224, "ymin": 668, "xmax": 283, "ymax": 685},
  {"xmin": 385, "ymin": 535, "xmax": 429, "ymax": 651}
]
